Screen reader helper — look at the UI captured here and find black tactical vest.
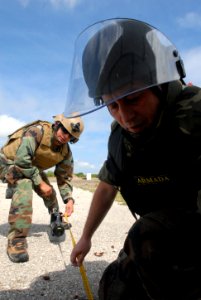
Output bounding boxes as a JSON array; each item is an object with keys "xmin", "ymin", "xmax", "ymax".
[{"xmin": 107, "ymin": 84, "xmax": 201, "ymax": 216}]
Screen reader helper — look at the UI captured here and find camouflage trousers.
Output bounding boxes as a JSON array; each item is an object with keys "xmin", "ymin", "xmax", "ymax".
[
  {"xmin": 0, "ymin": 155, "xmax": 58, "ymax": 239},
  {"xmin": 98, "ymin": 209, "xmax": 201, "ymax": 300}
]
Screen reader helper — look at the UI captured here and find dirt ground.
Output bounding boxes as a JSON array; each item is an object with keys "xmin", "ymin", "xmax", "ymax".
[
  {"xmin": 71, "ymin": 177, "xmax": 100, "ymax": 193},
  {"xmin": 71, "ymin": 177, "xmax": 125, "ymax": 204},
  {"xmin": 50, "ymin": 176, "xmax": 100, "ymax": 193},
  {"xmin": 0, "ymin": 180, "xmax": 134, "ymax": 300}
]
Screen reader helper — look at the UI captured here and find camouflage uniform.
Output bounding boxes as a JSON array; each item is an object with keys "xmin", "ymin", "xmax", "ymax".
[
  {"xmin": 0, "ymin": 121, "xmax": 74, "ymax": 240},
  {"xmin": 98, "ymin": 82, "xmax": 201, "ymax": 299}
]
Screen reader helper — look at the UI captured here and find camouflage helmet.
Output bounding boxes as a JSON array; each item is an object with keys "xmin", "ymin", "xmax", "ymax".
[
  {"xmin": 64, "ymin": 18, "xmax": 186, "ymax": 117},
  {"xmin": 53, "ymin": 113, "xmax": 84, "ymax": 142}
]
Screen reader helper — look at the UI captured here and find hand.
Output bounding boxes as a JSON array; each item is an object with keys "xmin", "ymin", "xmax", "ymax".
[
  {"xmin": 39, "ymin": 181, "xmax": 53, "ymax": 197},
  {"xmin": 70, "ymin": 236, "xmax": 91, "ymax": 267},
  {"xmin": 64, "ymin": 199, "xmax": 74, "ymax": 217}
]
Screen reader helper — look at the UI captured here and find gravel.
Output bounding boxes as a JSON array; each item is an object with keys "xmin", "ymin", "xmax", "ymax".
[{"xmin": 0, "ymin": 181, "xmax": 134, "ymax": 300}]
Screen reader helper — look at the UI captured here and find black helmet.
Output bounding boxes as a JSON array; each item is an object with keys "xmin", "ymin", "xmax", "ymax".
[{"xmin": 65, "ymin": 18, "xmax": 185, "ymax": 117}]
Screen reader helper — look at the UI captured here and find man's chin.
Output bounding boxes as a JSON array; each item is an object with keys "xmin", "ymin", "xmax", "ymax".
[
  {"xmin": 126, "ymin": 125, "xmax": 144, "ymax": 134},
  {"xmin": 53, "ymin": 139, "xmax": 63, "ymax": 146}
]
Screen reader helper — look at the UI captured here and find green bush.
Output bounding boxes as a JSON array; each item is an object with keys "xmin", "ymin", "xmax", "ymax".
[
  {"xmin": 91, "ymin": 174, "xmax": 98, "ymax": 178},
  {"xmin": 46, "ymin": 170, "xmax": 54, "ymax": 177},
  {"xmin": 75, "ymin": 172, "xmax": 85, "ymax": 178}
]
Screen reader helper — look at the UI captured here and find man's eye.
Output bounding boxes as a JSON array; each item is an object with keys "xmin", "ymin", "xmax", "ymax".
[
  {"xmin": 109, "ymin": 102, "xmax": 118, "ymax": 110},
  {"xmin": 125, "ymin": 95, "xmax": 139, "ymax": 103}
]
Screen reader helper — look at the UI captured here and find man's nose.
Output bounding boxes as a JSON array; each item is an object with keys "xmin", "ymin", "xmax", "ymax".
[{"xmin": 117, "ymin": 99, "xmax": 135, "ymax": 119}]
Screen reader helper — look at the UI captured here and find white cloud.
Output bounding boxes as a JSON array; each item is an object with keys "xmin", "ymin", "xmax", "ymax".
[
  {"xmin": 0, "ymin": 115, "xmax": 25, "ymax": 138},
  {"xmin": 74, "ymin": 160, "xmax": 96, "ymax": 173},
  {"xmin": 49, "ymin": 0, "xmax": 80, "ymax": 8},
  {"xmin": 18, "ymin": 0, "xmax": 80, "ymax": 9},
  {"xmin": 75, "ymin": 160, "xmax": 95, "ymax": 169},
  {"xmin": 177, "ymin": 12, "xmax": 201, "ymax": 28},
  {"xmin": 18, "ymin": 0, "xmax": 30, "ymax": 7},
  {"xmin": 182, "ymin": 46, "xmax": 201, "ymax": 86}
]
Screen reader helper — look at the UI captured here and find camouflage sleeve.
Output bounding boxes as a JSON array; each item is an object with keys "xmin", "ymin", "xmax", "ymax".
[
  {"xmin": 14, "ymin": 125, "xmax": 43, "ymax": 185},
  {"xmin": 176, "ymin": 86, "xmax": 201, "ymax": 137},
  {"xmin": 54, "ymin": 145, "xmax": 74, "ymax": 203}
]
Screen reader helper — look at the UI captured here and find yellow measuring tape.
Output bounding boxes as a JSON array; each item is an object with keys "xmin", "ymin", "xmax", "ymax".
[{"xmin": 64, "ymin": 216, "xmax": 94, "ymax": 300}]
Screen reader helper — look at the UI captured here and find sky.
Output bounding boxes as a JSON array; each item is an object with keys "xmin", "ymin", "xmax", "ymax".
[{"xmin": 0, "ymin": 0, "xmax": 201, "ymax": 174}]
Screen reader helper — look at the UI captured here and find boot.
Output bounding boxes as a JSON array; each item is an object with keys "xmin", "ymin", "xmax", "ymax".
[{"xmin": 7, "ymin": 237, "xmax": 29, "ymax": 263}]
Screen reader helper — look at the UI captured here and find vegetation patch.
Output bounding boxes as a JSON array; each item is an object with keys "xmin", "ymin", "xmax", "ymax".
[{"xmin": 47, "ymin": 172, "xmax": 125, "ymax": 205}]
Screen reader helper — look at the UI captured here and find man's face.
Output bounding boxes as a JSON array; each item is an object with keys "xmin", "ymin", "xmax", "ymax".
[
  {"xmin": 102, "ymin": 89, "xmax": 160, "ymax": 134},
  {"xmin": 53, "ymin": 125, "xmax": 72, "ymax": 146}
]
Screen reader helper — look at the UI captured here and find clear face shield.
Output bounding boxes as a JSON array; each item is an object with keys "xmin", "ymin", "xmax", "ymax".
[{"xmin": 64, "ymin": 18, "xmax": 185, "ymax": 118}]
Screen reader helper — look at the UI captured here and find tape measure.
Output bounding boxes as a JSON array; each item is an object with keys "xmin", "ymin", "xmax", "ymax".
[{"xmin": 64, "ymin": 216, "xmax": 94, "ymax": 300}]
